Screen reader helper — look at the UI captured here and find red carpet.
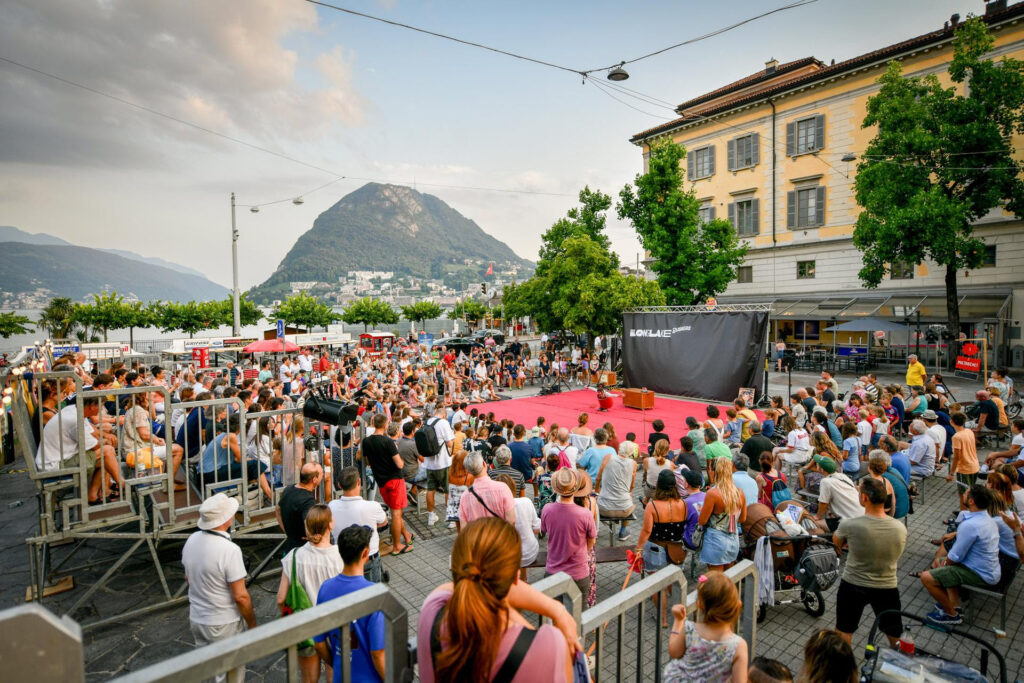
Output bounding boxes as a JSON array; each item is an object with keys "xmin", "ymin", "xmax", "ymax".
[{"xmin": 471, "ymin": 389, "xmax": 763, "ymax": 449}]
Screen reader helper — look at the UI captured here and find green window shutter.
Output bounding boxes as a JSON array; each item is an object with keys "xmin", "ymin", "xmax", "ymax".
[
  {"xmin": 751, "ymin": 198, "xmax": 760, "ymax": 234},
  {"xmin": 786, "ymin": 122, "xmax": 796, "ymax": 156},
  {"xmin": 787, "ymin": 190, "xmax": 797, "ymax": 228},
  {"xmin": 727, "ymin": 138, "xmax": 736, "ymax": 171},
  {"xmin": 727, "ymin": 202, "xmax": 735, "ymax": 228},
  {"xmin": 708, "ymin": 146, "xmax": 715, "ymax": 176},
  {"xmin": 709, "ymin": 206, "xmax": 716, "ymax": 221},
  {"xmin": 751, "ymin": 133, "xmax": 760, "ymax": 166},
  {"xmin": 815, "ymin": 186, "xmax": 826, "ymax": 226},
  {"xmin": 687, "ymin": 152, "xmax": 694, "ymax": 181},
  {"xmin": 815, "ymin": 115, "xmax": 825, "ymax": 151}
]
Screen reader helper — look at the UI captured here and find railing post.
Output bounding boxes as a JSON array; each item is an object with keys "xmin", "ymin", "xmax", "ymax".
[{"xmin": 0, "ymin": 604, "xmax": 84, "ymax": 683}]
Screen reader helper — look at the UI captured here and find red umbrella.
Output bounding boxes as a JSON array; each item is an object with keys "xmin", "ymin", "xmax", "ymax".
[{"xmin": 243, "ymin": 339, "xmax": 300, "ymax": 353}]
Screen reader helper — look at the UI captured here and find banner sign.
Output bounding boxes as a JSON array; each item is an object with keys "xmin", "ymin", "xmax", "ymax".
[
  {"xmin": 191, "ymin": 347, "xmax": 210, "ymax": 368},
  {"xmin": 51, "ymin": 344, "xmax": 81, "ymax": 356},
  {"xmin": 955, "ymin": 356, "xmax": 981, "ymax": 372},
  {"xmin": 622, "ymin": 310, "xmax": 769, "ymax": 402}
]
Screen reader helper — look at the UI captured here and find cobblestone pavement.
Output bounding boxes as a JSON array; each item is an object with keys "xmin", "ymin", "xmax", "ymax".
[{"xmin": 0, "ymin": 368, "xmax": 1020, "ymax": 681}]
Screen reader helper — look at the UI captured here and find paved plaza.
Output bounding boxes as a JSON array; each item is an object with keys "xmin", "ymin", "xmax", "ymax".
[{"xmin": 0, "ymin": 367, "xmax": 1020, "ymax": 681}]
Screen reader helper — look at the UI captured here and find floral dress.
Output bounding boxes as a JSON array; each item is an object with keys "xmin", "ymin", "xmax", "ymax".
[{"xmin": 663, "ymin": 620, "xmax": 742, "ymax": 683}]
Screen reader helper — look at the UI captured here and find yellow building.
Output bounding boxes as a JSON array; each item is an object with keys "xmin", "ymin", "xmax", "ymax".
[{"xmin": 630, "ymin": 0, "xmax": 1024, "ymax": 370}]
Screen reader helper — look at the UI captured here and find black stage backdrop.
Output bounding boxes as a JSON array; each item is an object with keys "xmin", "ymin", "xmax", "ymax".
[{"xmin": 622, "ymin": 310, "xmax": 769, "ymax": 402}]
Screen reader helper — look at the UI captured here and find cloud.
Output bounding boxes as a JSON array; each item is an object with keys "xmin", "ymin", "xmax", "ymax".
[{"xmin": 0, "ymin": 0, "xmax": 365, "ymax": 168}]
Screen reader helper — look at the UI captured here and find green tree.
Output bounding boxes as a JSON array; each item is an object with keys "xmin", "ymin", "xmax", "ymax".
[
  {"xmin": 37, "ymin": 297, "xmax": 79, "ymax": 339},
  {"xmin": 340, "ymin": 297, "xmax": 397, "ymax": 332},
  {"xmin": 617, "ymin": 139, "xmax": 747, "ymax": 305},
  {"xmin": 537, "ymin": 187, "xmax": 616, "ymax": 273},
  {"xmin": 75, "ymin": 291, "xmax": 132, "ymax": 342},
  {"xmin": 216, "ymin": 296, "xmax": 263, "ymax": 329},
  {"xmin": 123, "ymin": 300, "xmax": 156, "ymax": 348},
  {"xmin": 400, "ymin": 301, "xmax": 442, "ymax": 324},
  {"xmin": 272, "ymin": 291, "xmax": 340, "ymax": 331},
  {"xmin": 0, "ymin": 311, "xmax": 33, "ymax": 338},
  {"xmin": 447, "ymin": 299, "xmax": 488, "ymax": 325},
  {"xmin": 852, "ymin": 17, "xmax": 1024, "ymax": 350},
  {"xmin": 156, "ymin": 301, "xmax": 221, "ymax": 338}
]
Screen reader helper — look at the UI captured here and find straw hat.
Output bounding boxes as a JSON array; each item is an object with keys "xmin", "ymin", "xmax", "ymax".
[{"xmin": 197, "ymin": 493, "xmax": 239, "ymax": 530}]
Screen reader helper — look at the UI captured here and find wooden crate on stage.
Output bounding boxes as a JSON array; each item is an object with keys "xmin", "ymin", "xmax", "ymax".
[
  {"xmin": 622, "ymin": 388, "xmax": 654, "ymax": 410},
  {"xmin": 593, "ymin": 370, "xmax": 617, "ymax": 385}
]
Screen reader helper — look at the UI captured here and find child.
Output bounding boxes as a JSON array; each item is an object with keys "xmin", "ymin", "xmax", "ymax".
[
  {"xmin": 798, "ymin": 461, "xmax": 824, "ymax": 513},
  {"xmin": 622, "ymin": 432, "xmax": 640, "ymax": 460},
  {"xmin": 949, "ymin": 412, "xmax": 980, "ymax": 509},
  {"xmin": 535, "ymin": 453, "xmax": 560, "ymax": 514},
  {"xmin": 870, "ymin": 405, "xmax": 889, "ymax": 447},
  {"xmin": 856, "ymin": 409, "xmax": 873, "ymax": 457},
  {"xmin": 840, "ymin": 422, "xmax": 863, "ymax": 477},
  {"xmin": 722, "ymin": 408, "xmax": 744, "ymax": 450},
  {"xmin": 665, "ymin": 573, "xmax": 748, "ymax": 682},
  {"xmin": 761, "ymin": 409, "xmax": 777, "ymax": 440}
]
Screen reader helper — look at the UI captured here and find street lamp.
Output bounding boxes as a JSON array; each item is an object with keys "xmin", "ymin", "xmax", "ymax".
[
  {"xmin": 230, "ymin": 193, "xmax": 242, "ymax": 336},
  {"xmin": 607, "ymin": 62, "xmax": 629, "ymax": 81}
]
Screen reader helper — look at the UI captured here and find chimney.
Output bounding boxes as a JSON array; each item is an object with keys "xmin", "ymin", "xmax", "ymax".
[
  {"xmin": 986, "ymin": 0, "xmax": 1007, "ymax": 15},
  {"xmin": 950, "ymin": 13, "xmax": 960, "ymax": 26},
  {"xmin": 765, "ymin": 58, "xmax": 778, "ymax": 75}
]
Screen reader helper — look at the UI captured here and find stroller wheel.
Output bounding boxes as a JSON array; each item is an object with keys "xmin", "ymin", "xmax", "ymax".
[
  {"xmin": 756, "ymin": 604, "xmax": 767, "ymax": 623},
  {"xmin": 802, "ymin": 589, "xmax": 825, "ymax": 617}
]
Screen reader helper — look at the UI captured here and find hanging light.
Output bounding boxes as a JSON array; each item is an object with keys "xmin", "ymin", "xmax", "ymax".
[
  {"xmin": 841, "ymin": 153, "xmax": 856, "ymax": 162},
  {"xmin": 250, "ymin": 206, "xmax": 260, "ymax": 213},
  {"xmin": 607, "ymin": 62, "xmax": 629, "ymax": 81},
  {"xmin": 292, "ymin": 197, "xmax": 304, "ymax": 205}
]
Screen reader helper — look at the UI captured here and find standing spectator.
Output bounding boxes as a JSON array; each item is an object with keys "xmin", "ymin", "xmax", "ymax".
[
  {"xmin": 182, "ymin": 494, "xmax": 256, "ymax": 683},
  {"xmin": 508, "ymin": 424, "xmax": 536, "ymax": 496},
  {"xmin": 949, "ymin": 412, "xmax": 980, "ymax": 508},
  {"xmin": 833, "ymin": 478, "xmax": 907, "ymax": 647},
  {"xmin": 919, "ymin": 485, "xmax": 1001, "ymax": 625},
  {"xmin": 314, "ymin": 526, "xmax": 387, "ymax": 682},
  {"xmin": 906, "ymin": 354, "xmax": 927, "ymax": 388},
  {"xmin": 276, "ymin": 463, "xmax": 322, "ymax": 556},
  {"xmin": 813, "ymin": 456, "xmax": 864, "ymax": 531},
  {"xmin": 495, "ymin": 473, "xmax": 540, "ymax": 578},
  {"xmin": 398, "ymin": 421, "xmax": 425, "ymax": 497},
  {"xmin": 417, "ymin": 518, "xmax": 574, "ymax": 682},
  {"xmin": 459, "ymin": 451, "xmax": 515, "ymax": 524},
  {"xmin": 362, "ymin": 413, "xmax": 413, "ymax": 554},
  {"xmin": 541, "ymin": 468, "xmax": 597, "ymax": 597},
  {"xmin": 491, "ymin": 445, "xmax": 526, "ymax": 497},
  {"xmin": 424, "ymin": 403, "xmax": 455, "ymax": 528},
  {"xmin": 276, "ymin": 504, "xmax": 343, "ymax": 683},
  {"xmin": 328, "ymin": 467, "xmax": 388, "ymax": 582},
  {"xmin": 596, "ymin": 441, "xmax": 638, "ymax": 542},
  {"xmin": 699, "ymin": 457, "xmax": 748, "ymax": 571}
]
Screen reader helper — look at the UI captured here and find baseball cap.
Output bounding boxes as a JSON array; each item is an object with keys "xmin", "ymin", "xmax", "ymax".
[{"xmin": 813, "ymin": 454, "xmax": 837, "ymax": 474}]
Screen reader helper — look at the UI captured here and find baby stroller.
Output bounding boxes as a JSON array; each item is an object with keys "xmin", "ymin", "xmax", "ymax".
[{"xmin": 741, "ymin": 500, "xmax": 840, "ymax": 623}]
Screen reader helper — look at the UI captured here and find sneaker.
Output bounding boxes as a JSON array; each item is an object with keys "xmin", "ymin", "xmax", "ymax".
[
  {"xmin": 447, "ymin": 521, "xmax": 457, "ymax": 529},
  {"xmin": 617, "ymin": 528, "xmax": 631, "ymax": 541},
  {"xmin": 427, "ymin": 512, "xmax": 439, "ymax": 527},
  {"xmin": 926, "ymin": 608, "xmax": 962, "ymax": 626},
  {"xmin": 934, "ymin": 603, "xmax": 963, "ymax": 615}
]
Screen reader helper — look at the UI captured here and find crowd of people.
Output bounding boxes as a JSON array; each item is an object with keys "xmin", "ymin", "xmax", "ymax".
[{"xmin": 23, "ymin": 341, "xmax": 1023, "ymax": 682}]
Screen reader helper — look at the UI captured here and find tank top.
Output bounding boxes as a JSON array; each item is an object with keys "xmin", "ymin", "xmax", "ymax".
[
  {"xmin": 650, "ymin": 500, "xmax": 687, "ymax": 543},
  {"xmin": 646, "ymin": 457, "xmax": 673, "ymax": 487},
  {"xmin": 758, "ymin": 471, "xmax": 784, "ymax": 507},
  {"xmin": 597, "ymin": 456, "xmax": 634, "ymax": 510}
]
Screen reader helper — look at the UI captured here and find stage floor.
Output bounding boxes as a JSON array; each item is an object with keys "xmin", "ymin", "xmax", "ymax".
[{"xmin": 472, "ymin": 389, "xmax": 758, "ymax": 449}]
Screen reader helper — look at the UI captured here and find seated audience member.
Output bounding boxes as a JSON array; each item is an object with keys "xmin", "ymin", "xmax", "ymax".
[
  {"xmin": 490, "ymin": 445, "xmax": 526, "ymax": 497},
  {"xmin": 673, "ymin": 436, "xmax": 702, "ymax": 476},
  {"xmin": 37, "ymin": 397, "xmax": 124, "ymax": 505},
  {"xmin": 799, "ymin": 630, "xmax": 858, "ymax": 683},
  {"xmin": 813, "ymin": 455, "xmax": 864, "ymax": 531},
  {"xmin": 416, "ymin": 518, "xmax": 575, "ymax": 682},
  {"xmin": 595, "ymin": 441, "xmax": 638, "ymax": 541},
  {"xmin": 906, "ymin": 419, "xmax": 936, "ymax": 477}
]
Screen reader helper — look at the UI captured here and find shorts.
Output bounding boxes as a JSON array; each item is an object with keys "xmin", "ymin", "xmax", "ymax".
[
  {"xmin": 700, "ymin": 527, "xmax": 740, "ymax": 566},
  {"xmin": 425, "ymin": 468, "xmax": 449, "ymax": 491},
  {"xmin": 930, "ymin": 564, "xmax": 990, "ymax": 589},
  {"xmin": 598, "ymin": 505, "xmax": 635, "ymax": 518},
  {"xmin": 955, "ymin": 472, "xmax": 978, "ymax": 489},
  {"xmin": 835, "ymin": 580, "xmax": 903, "ymax": 637},
  {"xmin": 379, "ymin": 478, "xmax": 407, "ymax": 510},
  {"xmin": 61, "ymin": 452, "xmax": 97, "ymax": 475}
]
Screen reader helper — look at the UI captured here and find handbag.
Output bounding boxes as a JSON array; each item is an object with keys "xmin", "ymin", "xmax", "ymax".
[
  {"xmin": 690, "ymin": 524, "xmax": 705, "ymax": 550},
  {"xmin": 282, "ymin": 549, "xmax": 315, "ymax": 649},
  {"xmin": 642, "ymin": 541, "xmax": 669, "ymax": 571}
]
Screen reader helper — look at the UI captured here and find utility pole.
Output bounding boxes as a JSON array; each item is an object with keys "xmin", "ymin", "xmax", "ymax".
[{"xmin": 231, "ymin": 192, "xmax": 241, "ymax": 337}]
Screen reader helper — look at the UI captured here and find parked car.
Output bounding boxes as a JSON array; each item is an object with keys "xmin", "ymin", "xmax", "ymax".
[
  {"xmin": 472, "ymin": 329, "xmax": 505, "ymax": 345},
  {"xmin": 440, "ymin": 337, "xmax": 483, "ymax": 356}
]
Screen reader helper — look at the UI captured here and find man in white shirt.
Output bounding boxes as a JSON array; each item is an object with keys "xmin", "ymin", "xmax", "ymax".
[
  {"xmin": 279, "ymin": 359, "xmax": 293, "ymax": 393},
  {"xmin": 548, "ymin": 428, "xmax": 579, "ymax": 467},
  {"xmin": 922, "ymin": 410, "xmax": 947, "ymax": 465},
  {"xmin": 37, "ymin": 398, "xmax": 123, "ymax": 505},
  {"xmin": 813, "ymin": 455, "xmax": 864, "ymax": 531},
  {"xmin": 181, "ymin": 493, "xmax": 256, "ymax": 683},
  {"xmin": 297, "ymin": 350, "xmax": 313, "ymax": 374},
  {"xmin": 424, "ymin": 402, "xmax": 455, "ymax": 527},
  {"xmin": 328, "ymin": 466, "xmax": 388, "ymax": 582},
  {"xmin": 450, "ymin": 402, "xmax": 469, "ymax": 428}
]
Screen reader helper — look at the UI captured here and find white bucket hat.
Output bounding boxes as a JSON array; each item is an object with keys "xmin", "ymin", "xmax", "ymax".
[{"xmin": 197, "ymin": 493, "xmax": 239, "ymax": 530}]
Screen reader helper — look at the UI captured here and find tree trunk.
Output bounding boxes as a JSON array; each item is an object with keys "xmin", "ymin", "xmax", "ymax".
[
  {"xmin": 945, "ymin": 263, "xmax": 961, "ymax": 371},
  {"xmin": 103, "ymin": 327, "xmax": 108, "ymax": 342}
]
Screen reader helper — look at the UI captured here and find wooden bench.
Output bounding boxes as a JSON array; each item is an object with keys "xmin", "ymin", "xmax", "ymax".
[{"xmin": 527, "ymin": 545, "xmax": 631, "ymax": 569}]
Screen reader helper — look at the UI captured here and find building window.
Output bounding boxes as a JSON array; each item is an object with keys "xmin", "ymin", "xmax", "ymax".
[
  {"xmin": 797, "ymin": 260, "xmax": 816, "ymax": 279},
  {"xmin": 787, "ymin": 186, "xmax": 826, "ymax": 228},
  {"xmin": 728, "ymin": 133, "xmax": 759, "ymax": 170},
  {"xmin": 698, "ymin": 205, "xmax": 715, "ymax": 224},
  {"xmin": 982, "ymin": 245, "xmax": 997, "ymax": 267},
  {"xmin": 890, "ymin": 261, "xmax": 914, "ymax": 280},
  {"xmin": 687, "ymin": 145, "xmax": 715, "ymax": 180},
  {"xmin": 786, "ymin": 114, "xmax": 825, "ymax": 156},
  {"xmin": 729, "ymin": 198, "xmax": 759, "ymax": 236},
  {"xmin": 737, "ymin": 266, "xmax": 753, "ymax": 283}
]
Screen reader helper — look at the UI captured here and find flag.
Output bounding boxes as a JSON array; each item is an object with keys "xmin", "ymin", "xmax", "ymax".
[{"xmin": 485, "ymin": 262, "xmax": 493, "ymax": 276}]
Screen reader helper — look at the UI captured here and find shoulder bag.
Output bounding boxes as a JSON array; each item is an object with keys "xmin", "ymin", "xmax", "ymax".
[{"xmin": 282, "ymin": 549, "xmax": 315, "ymax": 649}]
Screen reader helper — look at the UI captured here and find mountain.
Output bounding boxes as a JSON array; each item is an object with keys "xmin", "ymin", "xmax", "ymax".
[
  {"xmin": 0, "ymin": 242, "xmax": 229, "ymax": 302},
  {"xmin": 248, "ymin": 183, "xmax": 533, "ymax": 301},
  {"xmin": 0, "ymin": 225, "xmax": 216, "ymax": 281}
]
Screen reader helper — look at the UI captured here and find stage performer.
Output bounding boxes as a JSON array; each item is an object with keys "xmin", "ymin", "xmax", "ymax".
[{"xmin": 596, "ymin": 384, "xmax": 614, "ymax": 412}]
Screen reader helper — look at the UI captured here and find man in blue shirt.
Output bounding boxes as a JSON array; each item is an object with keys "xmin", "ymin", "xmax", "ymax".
[
  {"xmin": 315, "ymin": 525, "xmax": 387, "ymax": 682},
  {"xmin": 577, "ymin": 428, "xmax": 616, "ymax": 484},
  {"xmin": 507, "ymin": 424, "xmax": 537, "ymax": 496},
  {"xmin": 906, "ymin": 421, "xmax": 935, "ymax": 476},
  {"xmin": 879, "ymin": 436, "xmax": 911, "ymax": 484},
  {"xmin": 920, "ymin": 485, "xmax": 1001, "ymax": 625}
]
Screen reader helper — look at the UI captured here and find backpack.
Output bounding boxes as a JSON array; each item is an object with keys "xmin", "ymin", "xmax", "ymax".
[
  {"xmin": 415, "ymin": 417, "xmax": 443, "ymax": 457},
  {"xmin": 771, "ymin": 477, "xmax": 792, "ymax": 508},
  {"xmin": 536, "ymin": 474, "xmax": 556, "ymax": 514},
  {"xmin": 556, "ymin": 447, "xmax": 573, "ymax": 470}
]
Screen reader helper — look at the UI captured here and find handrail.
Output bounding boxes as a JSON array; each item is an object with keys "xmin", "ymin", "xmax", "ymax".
[
  {"xmin": 531, "ymin": 571, "xmax": 584, "ymax": 636},
  {"xmin": 112, "ymin": 583, "xmax": 410, "ymax": 683},
  {"xmin": 685, "ymin": 560, "xmax": 759, "ymax": 661}
]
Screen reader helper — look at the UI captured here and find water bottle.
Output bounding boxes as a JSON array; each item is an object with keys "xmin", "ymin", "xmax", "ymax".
[{"xmin": 898, "ymin": 626, "xmax": 915, "ymax": 655}]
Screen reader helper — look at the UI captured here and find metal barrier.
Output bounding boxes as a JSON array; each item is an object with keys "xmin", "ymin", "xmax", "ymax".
[{"xmin": 0, "ymin": 604, "xmax": 84, "ymax": 683}]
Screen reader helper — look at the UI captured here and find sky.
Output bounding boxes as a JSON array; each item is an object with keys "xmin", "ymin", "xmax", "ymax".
[{"xmin": 0, "ymin": 0, "xmax": 980, "ymax": 289}]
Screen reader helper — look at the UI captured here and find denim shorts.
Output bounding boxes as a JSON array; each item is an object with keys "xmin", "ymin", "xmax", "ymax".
[{"xmin": 700, "ymin": 527, "xmax": 740, "ymax": 566}]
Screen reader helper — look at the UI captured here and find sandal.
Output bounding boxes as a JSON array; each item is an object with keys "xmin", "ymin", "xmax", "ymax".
[{"xmin": 391, "ymin": 544, "xmax": 413, "ymax": 555}]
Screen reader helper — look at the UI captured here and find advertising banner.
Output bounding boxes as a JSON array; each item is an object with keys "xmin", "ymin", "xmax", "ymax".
[{"xmin": 622, "ymin": 310, "xmax": 769, "ymax": 402}]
